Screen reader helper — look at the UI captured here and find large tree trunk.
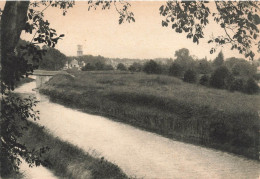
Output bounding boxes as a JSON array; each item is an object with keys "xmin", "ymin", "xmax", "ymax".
[{"xmin": 1, "ymin": 1, "xmax": 29, "ymax": 89}]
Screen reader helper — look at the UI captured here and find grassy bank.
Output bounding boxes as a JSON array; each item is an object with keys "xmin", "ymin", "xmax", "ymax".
[
  {"xmin": 3, "ymin": 77, "xmax": 128, "ymax": 179},
  {"xmin": 40, "ymin": 71, "xmax": 260, "ymax": 160},
  {"xmin": 18, "ymin": 120, "xmax": 128, "ymax": 179}
]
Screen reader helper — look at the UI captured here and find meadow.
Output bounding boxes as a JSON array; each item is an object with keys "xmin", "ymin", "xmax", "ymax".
[{"xmin": 40, "ymin": 71, "xmax": 260, "ymax": 160}]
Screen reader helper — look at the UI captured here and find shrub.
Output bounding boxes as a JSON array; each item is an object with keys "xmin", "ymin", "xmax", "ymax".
[
  {"xmin": 117, "ymin": 63, "xmax": 127, "ymax": 71},
  {"xmin": 143, "ymin": 60, "xmax": 162, "ymax": 74},
  {"xmin": 210, "ymin": 66, "xmax": 231, "ymax": 89},
  {"xmin": 199, "ymin": 74, "xmax": 210, "ymax": 86},
  {"xmin": 183, "ymin": 69, "xmax": 197, "ymax": 83},
  {"xmin": 82, "ymin": 63, "xmax": 96, "ymax": 71},
  {"xmin": 103, "ymin": 64, "xmax": 114, "ymax": 71},
  {"xmin": 168, "ymin": 63, "xmax": 183, "ymax": 77},
  {"xmin": 244, "ymin": 78, "xmax": 259, "ymax": 94},
  {"xmin": 229, "ymin": 78, "xmax": 244, "ymax": 92},
  {"xmin": 95, "ymin": 62, "xmax": 105, "ymax": 70},
  {"xmin": 128, "ymin": 62, "xmax": 142, "ymax": 72}
]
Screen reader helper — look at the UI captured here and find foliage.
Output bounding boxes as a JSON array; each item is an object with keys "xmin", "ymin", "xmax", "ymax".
[
  {"xmin": 82, "ymin": 63, "xmax": 96, "ymax": 71},
  {"xmin": 199, "ymin": 74, "xmax": 210, "ymax": 86},
  {"xmin": 38, "ymin": 46, "xmax": 67, "ymax": 70},
  {"xmin": 143, "ymin": 60, "xmax": 162, "ymax": 74},
  {"xmin": 82, "ymin": 62, "xmax": 114, "ymax": 71},
  {"xmin": 159, "ymin": 1, "xmax": 260, "ymax": 60},
  {"xmin": 117, "ymin": 63, "xmax": 127, "ymax": 71},
  {"xmin": 94, "ymin": 61, "xmax": 105, "ymax": 71},
  {"xmin": 0, "ymin": 0, "xmax": 136, "ymax": 176},
  {"xmin": 103, "ymin": 64, "xmax": 114, "ymax": 71},
  {"xmin": 196, "ymin": 59, "xmax": 212, "ymax": 74},
  {"xmin": 210, "ymin": 66, "xmax": 231, "ymax": 89},
  {"xmin": 128, "ymin": 62, "xmax": 143, "ymax": 72},
  {"xmin": 231, "ymin": 60, "xmax": 257, "ymax": 77},
  {"xmin": 213, "ymin": 51, "xmax": 224, "ymax": 67},
  {"xmin": 183, "ymin": 69, "xmax": 197, "ymax": 83},
  {"xmin": 244, "ymin": 78, "xmax": 259, "ymax": 94},
  {"xmin": 174, "ymin": 48, "xmax": 196, "ymax": 72},
  {"xmin": 229, "ymin": 78, "xmax": 244, "ymax": 92},
  {"xmin": 0, "ymin": 94, "xmax": 49, "ymax": 177},
  {"xmin": 40, "ymin": 71, "xmax": 260, "ymax": 160},
  {"xmin": 224, "ymin": 57, "xmax": 245, "ymax": 70}
]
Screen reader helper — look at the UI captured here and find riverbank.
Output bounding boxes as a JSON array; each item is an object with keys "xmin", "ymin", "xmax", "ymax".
[
  {"xmin": 18, "ymin": 120, "xmax": 128, "ymax": 179},
  {"xmin": 40, "ymin": 71, "xmax": 260, "ymax": 160},
  {"xmin": 2, "ymin": 77, "xmax": 129, "ymax": 179}
]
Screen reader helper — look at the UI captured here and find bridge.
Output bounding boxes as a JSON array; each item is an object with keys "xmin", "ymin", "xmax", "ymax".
[{"xmin": 33, "ymin": 70, "xmax": 68, "ymax": 88}]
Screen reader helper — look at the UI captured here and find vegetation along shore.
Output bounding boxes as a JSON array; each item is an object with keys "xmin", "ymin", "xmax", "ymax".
[{"xmin": 40, "ymin": 71, "xmax": 260, "ymax": 160}]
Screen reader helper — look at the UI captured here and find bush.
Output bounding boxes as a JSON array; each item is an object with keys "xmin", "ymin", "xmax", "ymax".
[
  {"xmin": 168, "ymin": 63, "xmax": 183, "ymax": 77},
  {"xmin": 229, "ymin": 78, "xmax": 244, "ymax": 92},
  {"xmin": 104, "ymin": 64, "xmax": 114, "ymax": 71},
  {"xmin": 117, "ymin": 63, "xmax": 127, "ymax": 71},
  {"xmin": 210, "ymin": 66, "xmax": 231, "ymax": 89},
  {"xmin": 244, "ymin": 78, "xmax": 259, "ymax": 94},
  {"xmin": 183, "ymin": 69, "xmax": 197, "ymax": 83},
  {"xmin": 95, "ymin": 62, "xmax": 105, "ymax": 70},
  {"xmin": 128, "ymin": 62, "xmax": 142, "ymax": 72},
  {"xmin": 143, "ymin": 60, "xmax": 162, "ymax": 74},
  {"xmin": 199, "ymin": 74, "xmax": 210, "ymax": 86},
  {"xmin": 82, "ymin": 63, "xmax": 96, "ymax": 71}
]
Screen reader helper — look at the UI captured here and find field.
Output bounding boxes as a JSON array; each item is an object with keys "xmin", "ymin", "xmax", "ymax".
[{"xmin": 40, "ymin": 71, "xmax": 260, "ymax": 160}]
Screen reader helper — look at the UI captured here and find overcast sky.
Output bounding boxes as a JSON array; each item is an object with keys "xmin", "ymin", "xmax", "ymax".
[{"xmin": 1, "ymin": 1, "xmax": 259, "ymax": 60}]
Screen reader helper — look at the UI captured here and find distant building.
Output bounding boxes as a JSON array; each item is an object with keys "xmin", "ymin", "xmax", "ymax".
[
  {"xmin": 77, "ymin": 45, "xmax": 83, "ymax": 56},
  {"xmin": 70, "ymin": 59, "xmax": 80, "ymax": 69},
  {"xmin": 64, "ymin": 59, "xmax": 80, "ymax": 70}
]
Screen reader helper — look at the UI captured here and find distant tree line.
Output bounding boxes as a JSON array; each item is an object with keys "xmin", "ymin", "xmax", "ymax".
[
  {"xmin": 140, "ymin": 48, "xmax": 259, "ymax": 94},
  {"xmin": 81, "ymin": 48, "xmax": 259, "ymax": 94}
]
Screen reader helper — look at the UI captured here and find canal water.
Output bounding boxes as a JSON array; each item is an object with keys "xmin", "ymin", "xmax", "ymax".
[{"xmin": 16, "ymin": 77, "xmax": 260, "ymax": 179}]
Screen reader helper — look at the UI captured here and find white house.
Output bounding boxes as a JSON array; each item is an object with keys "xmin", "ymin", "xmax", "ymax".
[{"xmin": 63, "ymin": 59, "xmax": 80, "ymax": 70}]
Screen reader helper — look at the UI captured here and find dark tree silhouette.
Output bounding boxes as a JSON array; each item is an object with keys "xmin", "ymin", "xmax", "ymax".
[{"xmin": 213, "ymin": 51, "xmax": 224, "ymax": 67}]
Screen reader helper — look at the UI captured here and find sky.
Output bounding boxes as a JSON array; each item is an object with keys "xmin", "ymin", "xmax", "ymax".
[{"xmin": 1, "ymin": 1, "xmax": 259, "ymax": 60}]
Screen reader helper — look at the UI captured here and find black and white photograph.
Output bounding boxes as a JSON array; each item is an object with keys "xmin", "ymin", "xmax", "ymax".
[{"xmin": 1, "ymin": 0, "xmax": 260, "ymax": 178}]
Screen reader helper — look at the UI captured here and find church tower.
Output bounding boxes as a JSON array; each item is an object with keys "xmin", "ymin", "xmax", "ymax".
[{"xmin": 77, "ymin": 45, "xmax": 83, "ymax": 56}]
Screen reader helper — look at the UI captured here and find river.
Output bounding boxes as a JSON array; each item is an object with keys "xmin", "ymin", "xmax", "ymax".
[{"xmin": 16, "ymin": 78, "xmax": 260, "ymax": 179}]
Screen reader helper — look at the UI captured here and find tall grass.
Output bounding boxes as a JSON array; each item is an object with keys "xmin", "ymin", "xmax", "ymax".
[{"xmin": 40, "ymin": 71, "xmax": 260, "ymax": 160}]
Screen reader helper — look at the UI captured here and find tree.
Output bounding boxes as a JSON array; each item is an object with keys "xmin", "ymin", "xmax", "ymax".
[
  {"xmin": 174, "ymin": 48, "xmax": 195, "ymax": 72},
  {"xmin": 244, "ymin": 78, "xmax": 259, "ymax": 94},
  {"xmin": 143, "ymin": 60, "xmax": 162, "ymax": 74},
  {"xmin": 231, "ymin": 60, "xmax": 257, "ymax": 77},
  {"xmin": 213, "ymin": 51, "xmax": 224, "ymax": 67},
  {"xmin": 117, "ymin": 63, "xmax": 127, "ymax": 71},
  {"xmin": 160, "ymin": 1, "xmax": 260, "ymax": 60},
  {"xmin": 82, "ymin": 63, "xmax": 95, "ymax": 71},
  {"xmin": 210, "ymin": 66, "xmax": 231, "ymax": 89},
  {"xmin": 0, "ymin": 1, "xmax": 136, "ymax": 176},
  {"xmin": 39, "ymin": 46, "xmax": 67, "ymax": 70},
  {"xmin": 128, "ymin": 62, "xmax": 142, "ymax": 72},
  {"xmin": 199, "ymin": 74, "xmax": 210, "ymax": 86},
  {"xmin": 183, "ymin": 69, "xmax": 197, "ymax": 83},
  {"xmin": 196, "ymin": 59, "xmax": 212, "ymax": 74},
  {"xmin": 168, "ymin": 62, "xmax": 183, "ymax": 77},
  {"xmin": 1, "ymin": 1, "xmax": 260, "ymax": 176},
  {"xmin": 229, "ymin": 78, "xmax": 244, "ymax": 92}
]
